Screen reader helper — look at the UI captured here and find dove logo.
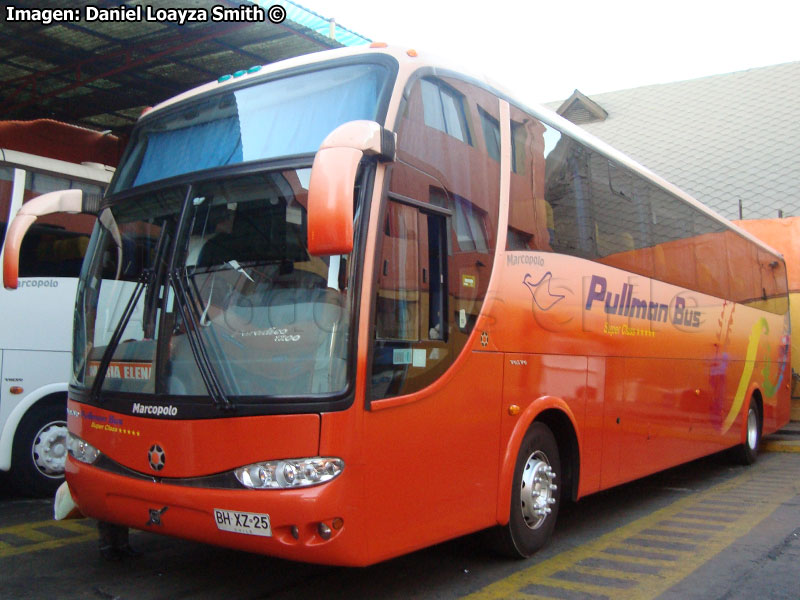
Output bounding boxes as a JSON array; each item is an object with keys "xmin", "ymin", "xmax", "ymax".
[
  {"xmin": 523, "ymin": 272, "xmax": 574, "ymax": 331},
  {"xmin": 523, "ymin": 272, "xmax": 565, "ymax": 311}
]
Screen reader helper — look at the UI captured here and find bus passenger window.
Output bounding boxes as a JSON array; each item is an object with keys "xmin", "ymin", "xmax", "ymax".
[
  {"xmin": 420, "ymin": 79, "xmax": 471, "ymax": 144},
  {"xmin": 544, "ymin": 142, "xmax": 594, "ymax": 258},
  {"xmin": 371, "ymin": 196, "xmax": 450, "ymax": 400},
  {"xmin": 375, "ymin": 201, "xmax": 420, "ymax": 341},
  {"xmin": 375, "ymin": 76, "xmax": 500, "ymax": 401},
  {"xmin": 451, "ymin": 196, "xmax": 488, "ymax": 253},
  {"xmin": 506, "ymin": 110, "xmax": 559, "ymax": 252},
  {"xmin": 479, "ymin": 108, "xmax": 500, "ymax": 162}
]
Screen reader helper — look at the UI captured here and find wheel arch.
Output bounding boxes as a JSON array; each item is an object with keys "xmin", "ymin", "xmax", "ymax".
[{"xmin": 496, "ymin": 397, "xmax": 581, "ymax": 525}]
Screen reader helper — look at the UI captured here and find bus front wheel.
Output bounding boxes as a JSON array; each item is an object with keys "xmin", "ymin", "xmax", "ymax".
[{"xmin": 493, "ymin": 422, "xmax": 561, "ymax": 558}]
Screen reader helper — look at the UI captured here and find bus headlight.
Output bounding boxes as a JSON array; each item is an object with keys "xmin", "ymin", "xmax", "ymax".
[
  {"xmin": 234, "ymin": 457, "xmax": 344, "ymax": 489},
  {"xmin": 67, "ymin": 433, "xmax": 101, "ymax": 464}
]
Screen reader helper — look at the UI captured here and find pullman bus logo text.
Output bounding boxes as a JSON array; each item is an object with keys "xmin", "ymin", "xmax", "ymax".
[{"xmin": 585, "ymin": 274, "xmax": 702, "ymax": 328}]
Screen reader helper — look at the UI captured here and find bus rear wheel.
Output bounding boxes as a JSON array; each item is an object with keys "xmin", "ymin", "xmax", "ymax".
[
  {"xmin": 732, "ymin": 398, "xmax": 761, "ymax": 466},
  {"xmin": 493, "ymin": 422, "xmax": 561, "ymax": 558},
  {"xmin": 11, "ymin": 402, "xmax": 68, "ymax": 497}
]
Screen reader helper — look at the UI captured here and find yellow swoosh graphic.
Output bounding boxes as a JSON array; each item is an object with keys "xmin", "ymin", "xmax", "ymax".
[{"xmin": 722, "ymin": 318, "xmax": 768, "ymax": 433}]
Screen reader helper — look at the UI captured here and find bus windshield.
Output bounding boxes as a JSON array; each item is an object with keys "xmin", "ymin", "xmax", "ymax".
[
  {"xmin": 111, "ymin": 62, "xmax": 391, "ymax": 193},
  {"xmin": 73, "ymin": 169, "xmax": 355, "ymax": 402}
]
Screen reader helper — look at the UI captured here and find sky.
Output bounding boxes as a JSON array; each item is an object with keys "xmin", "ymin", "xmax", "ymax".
[{"xmin": 297, "ymin": 0, "xmax": 800, "ymax": 105}]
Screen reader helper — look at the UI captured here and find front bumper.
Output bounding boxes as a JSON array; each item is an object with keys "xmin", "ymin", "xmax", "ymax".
[{"xmin": 66, "ymin": 456, "xmax": 368, "ymax": 566}]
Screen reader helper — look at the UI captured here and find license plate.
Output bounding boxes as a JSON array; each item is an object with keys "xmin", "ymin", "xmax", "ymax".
[{"xmin": 213, "ymin": 509, "xmax": 272, "ymax": 537}]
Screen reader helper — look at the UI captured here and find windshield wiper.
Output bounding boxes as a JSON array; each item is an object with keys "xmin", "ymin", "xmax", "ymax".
[
  {"xmin": 89, "ymin": 222, "xmax": 172, "ymax": 402},
  {"xmin": 142, "ymin": 223, "xmax": 170, "ymax": 339},
  {"xmin": 170, "ymin": 269, "xmax": 236, "ymax": 412},
  {"xmin": 90, "ymin": 270, "xmax": 149, "ymax": 403},
  {"xmin": 225, "ymin": 260, "xmax": 254, "ymax": 282}
]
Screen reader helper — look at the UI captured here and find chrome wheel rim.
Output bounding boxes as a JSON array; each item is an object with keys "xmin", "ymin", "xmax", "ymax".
[
  {"xmin": 31, "ymin": 421, "xmax": 68, "ymax": 478},
  {"xmin": 520, "ymin": 450, "xmax": 557, "ymax": 530},
  {"xmin": 747, "ymin": 408, "xmax": 758, "ymax": 450}
]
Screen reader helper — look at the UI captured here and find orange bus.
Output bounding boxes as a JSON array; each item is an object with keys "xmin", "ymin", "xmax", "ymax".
[{"xmin": 3, "ymin": 46, "xmax": 790, "ymax": 565}]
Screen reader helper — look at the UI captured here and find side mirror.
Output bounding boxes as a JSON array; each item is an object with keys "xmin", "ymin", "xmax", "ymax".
[
  {"xmin": 307, "ymin": 120, "xmax": 395, "ymax": 256},
  {"xmin": 3, "ymin": 188, "xmax": 99, "ymax": 290}
]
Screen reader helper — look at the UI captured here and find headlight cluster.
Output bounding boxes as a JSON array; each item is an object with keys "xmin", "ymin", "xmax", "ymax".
[
  {"xmin": 235, "ymin": 457, "xmax": 344, "ymax": 489},
  {"xmin": 67, "ymin": 433, "xmax": 101, "ymax": 464}
]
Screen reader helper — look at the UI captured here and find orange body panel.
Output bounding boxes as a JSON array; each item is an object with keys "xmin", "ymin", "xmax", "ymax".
[
  {"xmin": 486, "ymin": 250, "xmax": 790, "ymax": 495},
  {"xmin": 69, "ymin": 401, "xmax": 320, "ymax": 478},
  {"xmin": 362, "ymin": 349, "xmax": 504, "ymax": 562},
  {"xmin": 66, "ymin": 457, "xmax": 372, "ymax": 566}
]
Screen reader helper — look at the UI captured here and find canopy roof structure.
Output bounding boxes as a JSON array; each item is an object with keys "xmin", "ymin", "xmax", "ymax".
[{"xmin": 0, "ymin": 0, "xmax": 369, "ymax": 134}]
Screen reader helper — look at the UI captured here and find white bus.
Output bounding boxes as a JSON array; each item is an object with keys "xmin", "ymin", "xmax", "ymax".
[{"xmin": 0, "ymin": 120, "xmax": 117, "ymax": 495}]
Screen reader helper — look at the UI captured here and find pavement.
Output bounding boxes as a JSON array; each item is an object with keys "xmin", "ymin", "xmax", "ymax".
[{"xmin": 763, "ymin": 416, "xmax": 800, "ymax": 453}]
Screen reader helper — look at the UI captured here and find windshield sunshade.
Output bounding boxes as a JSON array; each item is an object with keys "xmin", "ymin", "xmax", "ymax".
[{"xmin": 112, "ymin": 63, "xmax": 389, "ymax": 193}]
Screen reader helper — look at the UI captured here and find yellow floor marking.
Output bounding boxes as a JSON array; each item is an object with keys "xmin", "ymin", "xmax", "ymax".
[
  {"xmin": 763, "ymin": 440, "xmax": 800, "ymax": 453},
  {"xmin": 48, "ymin": 519, "xmax": 97, "ymax": 534},
  {"xmin": 603, "ymin": 543, "xmax": 680, "ymax": 562},
  {"xmin": 0, "ymin": 519, "xmax": 96, "ymax": 559},
  {"xmin": 593, "ymin": 550, "xmax": 674, "ymax": 568},
  {"xmin": 570, "ymin": 565, "xmax": 643, "ymax": 582},
  {"xmin": 465, "ymin": 455, "xmax": 799, "ymax": 600},
  {"xmin": 6, "ymin": 527, "xmax": 51, "ymax": 543}
]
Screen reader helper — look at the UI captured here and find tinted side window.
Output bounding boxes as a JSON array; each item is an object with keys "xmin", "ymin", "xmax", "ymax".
[
  {"xmin": 372, "ymin": 189, "xmax": 450, "ymax": 399},
  {"xmin": 757, "ymin": 249, "xmax": 789, "ymax": 313},
  {"xmin": 420, "ymin": 78, "xmax": 471, "ymax": 144},
  {"xmin": 726, "ymin": 230, "xmax": 759, "ymax": 304},
  {"xmin": 545, "ymin": 137, "xmax": 595, "ymax": 257},
  {"xmin": 478, "ymin": 107, "xmax": 500, "ymax": 162},
  {"xmin": 372, "ymin": 76, "xmax": 500, "ymax": 400},
  {"xmin": 395, "ymin": 75, "xmax": 500, "ymax": 320},
  {"xmin": 506, "ymin": 107, "xmax": 552, "ymax": 250},
  {"xmin": 593, "ymin": 161, "xmax": 648, "ymax": 257},
  {"xmin": 503, "ymin": 112, "xmax": 785, "ymax": 312},
  {"xmin": 375, "ymin": 199, "xmax": 421, "ymax": 341}
]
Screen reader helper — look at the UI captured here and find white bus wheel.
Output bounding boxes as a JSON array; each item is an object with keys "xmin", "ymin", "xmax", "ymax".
[
  {"xmin": 11, "ymin": 402, "xmax": 68, "ymax": 497},
  {"xmin": 732, "ymin": 398, "xmax": 761, "ymax": 466}
]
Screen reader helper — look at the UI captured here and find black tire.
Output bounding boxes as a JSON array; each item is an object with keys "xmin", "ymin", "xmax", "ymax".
[
  {"xmin": 10, "ymin": 401, "xmax": 68, "ymax": 497},
  {"xmin": 491, "ymin": 422, "xmax": 561, "ymax": 558},
  {"xmin": 731, "ymin": 398, "xmax": 761, "ymax": 466}
]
